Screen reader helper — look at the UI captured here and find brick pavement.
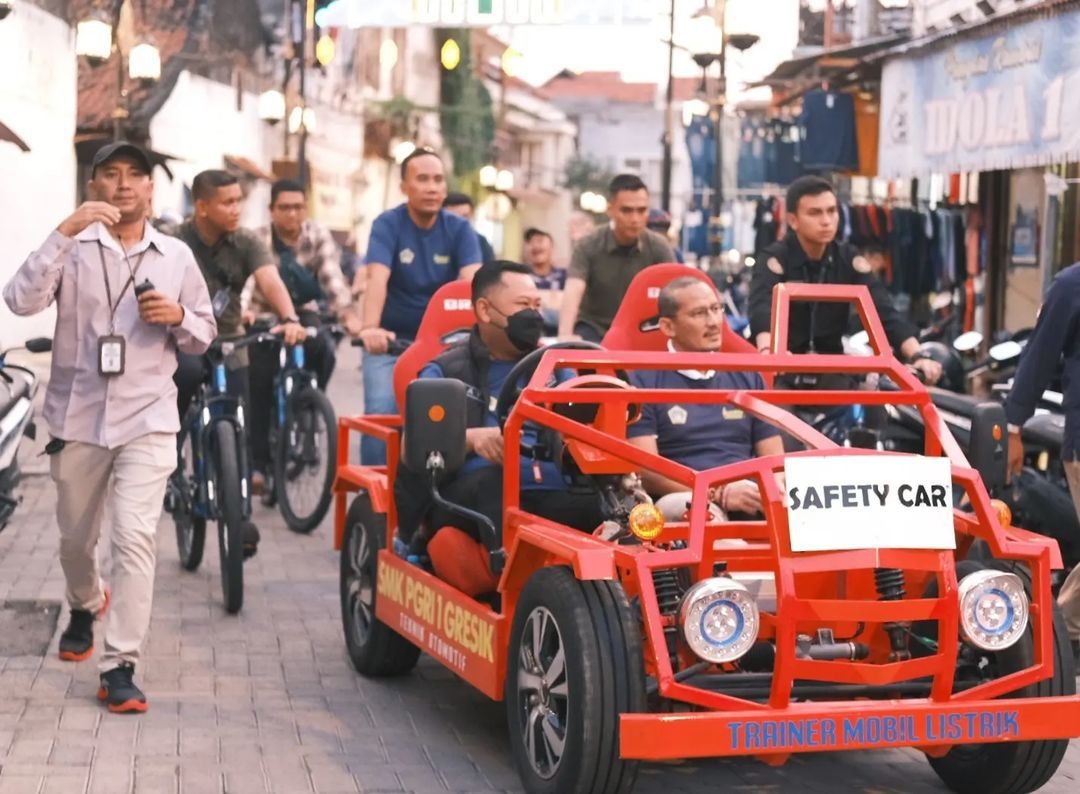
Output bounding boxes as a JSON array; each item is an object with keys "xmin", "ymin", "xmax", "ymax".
[{"xmin": 0, "ymin": 345, "xmax": 1077, "ymax": 793}]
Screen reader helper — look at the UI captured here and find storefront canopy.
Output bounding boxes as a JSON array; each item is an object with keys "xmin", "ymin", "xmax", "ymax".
[{"xmin": 878, "ymin": 0, "xmax": 1080, "ymax": 178}]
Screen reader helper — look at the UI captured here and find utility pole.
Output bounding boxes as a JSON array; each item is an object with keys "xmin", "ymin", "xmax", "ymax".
[{"xmin": 660, "ymin": 0, "xmax": 675, "ymax": 212}]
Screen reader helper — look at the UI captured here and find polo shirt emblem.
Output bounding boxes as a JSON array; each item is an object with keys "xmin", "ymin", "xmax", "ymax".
[
  {"xmin": 767, "ymin": 257, "xmax": 784, "ymax": 275},
  {"xmin": 400, "ymin": 248, "xmax": 415, "ymax": 265},
  {"xmin": 434, "ymin": 254, "xmax": 450, "ymax": 265},
  {"xmin": 722, "ymin": 407, "xmax": 745, "ymax": 420},
  {"xmin": 667, "ymin": 405, "xmax": 688, "ymax": 425},
  {"xmin": 852, "ymin": 255, "xmax": 872, "ymax": 274}
]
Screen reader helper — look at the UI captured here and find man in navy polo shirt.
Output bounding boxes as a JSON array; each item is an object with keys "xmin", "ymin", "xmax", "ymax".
[
  {"xmin": 629, "ymin": 277, "xmax": 783, "ymax": 519},
  {"xmin": 358, "ymin": 148, "xmax": 482, "ymax": 464}
]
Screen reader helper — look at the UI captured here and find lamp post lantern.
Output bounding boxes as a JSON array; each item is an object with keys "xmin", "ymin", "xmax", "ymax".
[{"xmin": 689, "ymin": 2, "xmax": 757, "ymax": 260}]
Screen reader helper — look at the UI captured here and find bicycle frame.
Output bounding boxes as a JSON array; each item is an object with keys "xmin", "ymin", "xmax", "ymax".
[
  {"xmin": 182, "ymin": 358, "xmax": 252, "ymax": 523},
  {"xmin": 274, "ymin": 343, "xmax": 318, "ymax": 431}
]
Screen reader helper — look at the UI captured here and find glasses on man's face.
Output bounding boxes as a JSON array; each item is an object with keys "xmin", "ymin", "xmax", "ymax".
[{"xmin": 275, "ymin": 203, "xmax": 306, "ymax": 213}]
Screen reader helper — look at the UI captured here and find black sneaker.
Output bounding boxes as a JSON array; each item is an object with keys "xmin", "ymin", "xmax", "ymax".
[
  {"xmin": 243, "ymin": 521, "xmax": 260, "ymax": 560},
  {"xmin": 58, "ymin": 610, "xmax": 95, "ymax": 662},
  {"xmin": 97, "ymin": 663, "xmax": 147, "ymax": 713},
  {"xmin": 58, "ymin": 586, "xmax": 110, "ymax": 662}
]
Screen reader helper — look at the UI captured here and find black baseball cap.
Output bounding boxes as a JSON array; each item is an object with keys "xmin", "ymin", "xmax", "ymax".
[{"xmin": 91, "ymin": 141, "xmax": 153, "ymax": 176}]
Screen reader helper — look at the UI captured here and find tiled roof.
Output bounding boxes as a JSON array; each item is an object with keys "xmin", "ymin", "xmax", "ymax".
[
  {"xmin": 73, "ymin": 0, "xmax": 263, "ymax": 133},
  {"xmin": 542, "ymin": 71, "xmax": 658, "ymax": 104}
]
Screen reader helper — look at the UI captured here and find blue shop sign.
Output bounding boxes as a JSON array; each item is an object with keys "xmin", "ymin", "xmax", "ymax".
[{"xmin": 879, "ymin": 8, "xmax": 1080, "ymax": 177}]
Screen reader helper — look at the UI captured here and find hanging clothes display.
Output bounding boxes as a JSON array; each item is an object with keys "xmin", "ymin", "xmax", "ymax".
[
  {"xmin": 684, "ymin": 115, "xmax": 716, "ymax": 258},
  {"xmin": 799, "ymin": 90, "xmax": 860, "ymax": 172},
  {"xmin": 853, "ymin": 94, "xmax": 880, "ymax": 177}
]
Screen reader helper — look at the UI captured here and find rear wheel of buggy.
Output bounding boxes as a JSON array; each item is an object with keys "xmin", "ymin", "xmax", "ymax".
[
  {"xmin": 506, "ymin": 567, "xmax": 645, "ymax": 794},
  {"xmin": 917, "ymin": 559, "xmax": 1076, "ymax": 794},
  {"xmin": 339, "ymin": 493, "xmax": 420, "ymax": 676}
]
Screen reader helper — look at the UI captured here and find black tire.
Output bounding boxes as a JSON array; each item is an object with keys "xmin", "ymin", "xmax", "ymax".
[
  {"xmin": 506, "ymin": 567, "xmax": 645, "ymax": 794},
  {"xmin": 173, "ymin": 430, "xmax": 205, "ymax": 572},
  {"xmin": 277, "ymin": 388, "xmax": 337, "ymax": 534},
  {"xmin": 213, "ymin": 421, "xmax": 245, "ymax": 615},
  {"xmin": 340, "ymin": 494, "xmax": 421, "ymax": 676},
  {"xmin": 922, "ymin": 560, "xmax": 1076, "ymax": 794}
]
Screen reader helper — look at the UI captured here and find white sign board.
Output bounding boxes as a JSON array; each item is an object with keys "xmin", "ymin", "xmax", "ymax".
[{"xmin": 784, "ymin": 456, "xmax": 955, "ymax": 552}]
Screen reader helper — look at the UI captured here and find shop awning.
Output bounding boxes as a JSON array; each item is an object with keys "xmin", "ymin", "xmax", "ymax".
[
  {"xmin": 0, "ymin": 120, "xmax": 30, "ymax": 152},
  {"xmin": 877, "ymin": 0, "xmax": 1080, "ymax": 178}
]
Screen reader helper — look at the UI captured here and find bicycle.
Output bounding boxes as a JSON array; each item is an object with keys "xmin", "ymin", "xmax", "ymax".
[
  {"xmin": 166, "ymin": 331, "xmax": 268, "ymax": 614},
  {"xmin": 260, "ymin": 326, "xmax": 339, "ymax": 533}
]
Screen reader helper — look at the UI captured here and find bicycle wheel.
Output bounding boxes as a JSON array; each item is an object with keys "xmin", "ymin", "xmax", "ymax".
[
  {"xmin": 212, "ymin": 421, "xmax": 245, "ymax": 614},
  {"xmin": 172, "ymin": 427, "xmax": 206, "ymax": 572},
  {"xmin": 275, "ymin": 388, "xmax": 337, "ymax": 534}
]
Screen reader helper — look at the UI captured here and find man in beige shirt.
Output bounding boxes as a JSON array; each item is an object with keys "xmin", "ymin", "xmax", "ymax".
[{"xmin": 3, "ymin": 142, "xmax": 216, "ymax": 714}]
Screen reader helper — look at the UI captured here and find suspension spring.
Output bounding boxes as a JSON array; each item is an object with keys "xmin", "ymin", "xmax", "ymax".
[
  {"xmin": 874, "ymin": 567, "xmax": 911, "ymax": 661},
  {"xmin": 653, "ymin": 568, "xmax": 684, "ymax": 616}
]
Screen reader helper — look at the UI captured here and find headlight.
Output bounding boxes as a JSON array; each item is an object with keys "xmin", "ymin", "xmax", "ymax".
[
  {"xmin": 680, "ymin": 577, "xmax": 759, "ymax": 663},
  {"xmin": 957, "ymin": 569, "xmax": 1029, "ymax": 651}
]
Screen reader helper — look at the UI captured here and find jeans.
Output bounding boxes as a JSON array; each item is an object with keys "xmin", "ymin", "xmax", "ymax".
[{"xmin": 360, "ymin": 352, "xmax": 399, "ymax": 465}]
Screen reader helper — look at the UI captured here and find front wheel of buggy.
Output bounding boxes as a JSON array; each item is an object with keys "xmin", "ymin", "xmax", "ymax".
[
  {"xmin": 923, "ymin": 560, "xmax": 1076, "ymax": 794},
  {"xmin": 213, "ymin": 421, "xmax": 245, "ymax": 615},
  {"xmin": 506, "ymin": 567, "xmax": 645, "ymax": 794},
  {"xmin": 339, "ymin": 494, "xmax": 420, "ymax": 676}
]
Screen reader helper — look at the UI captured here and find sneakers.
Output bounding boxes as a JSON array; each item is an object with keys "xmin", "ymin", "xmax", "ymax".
[
  {"xmin": 243, "ymin": 521, "xmax": 260, "ymax": 560},
  {"xmin": 97, "ymin": 663, "xmax": 147, "ymax": 714},
  {"xmin": 58, "ymin": 585, "xmax": 111, "ymax": 662}
]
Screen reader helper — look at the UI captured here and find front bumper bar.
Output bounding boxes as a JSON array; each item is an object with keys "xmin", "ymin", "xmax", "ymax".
[{"xmin": 620, "ymin": 695, "xmax": 1080, "ymax": 760}]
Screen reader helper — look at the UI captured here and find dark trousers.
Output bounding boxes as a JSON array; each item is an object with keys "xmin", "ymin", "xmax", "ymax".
[
  {"xmin": 394, "ymin": 464, "xmax": 605, "ymax": 545},
  {"xmin": 246, "ymin": 331, "xmax": 337, "ymax": 473}
]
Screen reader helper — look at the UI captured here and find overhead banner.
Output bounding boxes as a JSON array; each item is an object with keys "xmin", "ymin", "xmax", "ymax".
[{"xmin": 878, "ymin": 8, "xmax": 1080, "ymax": 177}]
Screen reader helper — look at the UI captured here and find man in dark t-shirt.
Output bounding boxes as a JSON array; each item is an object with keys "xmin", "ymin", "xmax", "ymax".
[{"xmin": 628, "ymin": 277, "xmax": 783, "ymax": 520}]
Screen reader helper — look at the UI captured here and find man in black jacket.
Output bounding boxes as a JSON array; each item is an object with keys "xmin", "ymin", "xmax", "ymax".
[
  {"xmin": 1005, "ymin": 263, "xmax": 1080, "ymax": 662},
  {"xmin": 749, "ymin": 177, "xmax": 941, "ymax": 386},
  {"xmin": 394, "ymin": 260, "xmax": 604, "ymax": 547}
]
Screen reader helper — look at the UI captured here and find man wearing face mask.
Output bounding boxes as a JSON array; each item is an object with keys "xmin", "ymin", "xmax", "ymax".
[{"xmin": 393, "ymin": 260, "xmax": 605, "ymax": 549}]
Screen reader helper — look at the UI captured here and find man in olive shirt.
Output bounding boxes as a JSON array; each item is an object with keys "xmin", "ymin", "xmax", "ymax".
[
  {"xmin": 170, "ymin": 169, "xmax": 305, "ymax": 555},
  {"xmin": 558, "ymin": 174, "xmax": 676, "ymax": 342}
]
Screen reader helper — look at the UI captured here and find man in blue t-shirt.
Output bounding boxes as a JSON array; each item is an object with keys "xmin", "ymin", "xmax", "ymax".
[
  {"xmin": 358, "ymin": 148, "xmax": 483, "ymax": 464},
  {"xmin": 628, "ymin": 276, "xmax": 783, "ymax": 519},
  {"xmin": 394, "ymin": 261, "xmax": 605, "ymax": 548}
]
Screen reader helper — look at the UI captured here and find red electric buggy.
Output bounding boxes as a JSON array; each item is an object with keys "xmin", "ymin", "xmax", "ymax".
[{"xmin": 333, "ymin": 266, "xmax": 1078, "ymax": 794}]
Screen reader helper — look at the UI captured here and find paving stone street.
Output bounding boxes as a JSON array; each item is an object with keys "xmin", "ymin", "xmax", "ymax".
[{"xmin": 0, "ymin": 346, "xmax": 1077, "ymax": 793}]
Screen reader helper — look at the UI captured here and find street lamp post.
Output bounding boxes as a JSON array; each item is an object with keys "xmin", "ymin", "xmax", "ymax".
[
  {"xmin": 75, "ymin": 5, "xmax": 161, "ymax": 142},
  {"xmin": 689, "ymin": 2, "xmax": 757, "ymax": 259}
]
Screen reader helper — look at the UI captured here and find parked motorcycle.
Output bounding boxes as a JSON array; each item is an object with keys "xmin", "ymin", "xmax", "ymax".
[{"xmin": 0, "ymin": 337, "xmax": 51, "ymax": 531}]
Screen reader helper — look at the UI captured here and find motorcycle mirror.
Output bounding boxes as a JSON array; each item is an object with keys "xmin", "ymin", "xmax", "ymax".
[
  {"xmin": 953, "ymin": 331, "xmax": 983, "ymax": 354},
  {"xmin": 24, "ymin": 337, "xmax": 52, "ymax": 354},
  {"xmin": 989, "ymin": 340, "xmax": 1023, "ymax": 363}
]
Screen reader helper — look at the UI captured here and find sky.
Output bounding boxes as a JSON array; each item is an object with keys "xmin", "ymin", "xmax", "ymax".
[{"xmin": 496, "ymin": 0, "xmax": 802, "ymax": 101}]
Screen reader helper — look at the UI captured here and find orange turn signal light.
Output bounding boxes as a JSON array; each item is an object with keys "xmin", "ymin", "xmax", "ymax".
[
  {"xmin": 990, "ymin": 498, "xmax": 1012, "ymax": 527},
  {"xmin": 992, "ymin": 423, "xmax": 1002, "ymax": 442},
  {"xmin": 428, "ymin": 404, "xmax": 445, "ymax": 422},
  {"xmin": 628, "ymin": 503, "xmax": 665, "ymax": 541}
]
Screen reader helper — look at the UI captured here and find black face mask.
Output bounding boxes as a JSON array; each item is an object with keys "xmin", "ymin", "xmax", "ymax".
[{"xmin": 503, "ymin": 308, "xmax": 545, "ymax": 352}]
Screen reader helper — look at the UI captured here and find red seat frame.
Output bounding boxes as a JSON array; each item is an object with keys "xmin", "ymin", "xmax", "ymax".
[{"xmin": 602, "ymin": 263, "xmax": 770, "ymax": 385}]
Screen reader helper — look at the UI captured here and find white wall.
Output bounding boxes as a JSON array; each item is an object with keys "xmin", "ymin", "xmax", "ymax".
[
  {"xmin": 0, "ymin": 1, "xmax": 77, "ymax": 345},
  {"xmin": 149, "ymin": 71, "xmax": 272, "ymax": 228}
]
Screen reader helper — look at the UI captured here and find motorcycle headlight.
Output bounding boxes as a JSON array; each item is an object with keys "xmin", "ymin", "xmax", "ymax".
[
  {"xmin": 680, "ymin": 577, "xmax": 759, "ymax": 664},
  {"xmin": 957, "ymin": 569, "xmax": 1028, "ymax": 651}
]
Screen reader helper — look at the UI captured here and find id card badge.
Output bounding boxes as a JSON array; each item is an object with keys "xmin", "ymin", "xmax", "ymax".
[
  {"xmin": 211, "ymin": 288, "xmax": 230, "ymax": 319},
  {"xmin": 98, "ymin": 334, "xmax": 125, "ymax": 376}
]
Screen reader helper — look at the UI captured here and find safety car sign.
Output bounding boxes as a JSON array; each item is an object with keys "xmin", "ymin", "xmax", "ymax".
[{"xmin": 784, "ymin": 455, "xmax": 955, "ymax": 552}]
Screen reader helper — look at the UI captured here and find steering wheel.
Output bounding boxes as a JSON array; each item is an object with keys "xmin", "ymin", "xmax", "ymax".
[{"xmin": 495, "ymin": 341, "xmax": 606, "ymax": 429}]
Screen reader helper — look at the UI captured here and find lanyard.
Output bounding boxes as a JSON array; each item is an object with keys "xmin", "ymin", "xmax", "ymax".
[{"xmin": 98, "ymin": 242, "xmax": 148, "ymax": 334}]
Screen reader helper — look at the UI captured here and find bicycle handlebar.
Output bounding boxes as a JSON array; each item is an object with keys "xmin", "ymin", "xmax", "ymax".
[{"xmin": 351, "ymin": 337, "xmax": 412, "ymax": 356}]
